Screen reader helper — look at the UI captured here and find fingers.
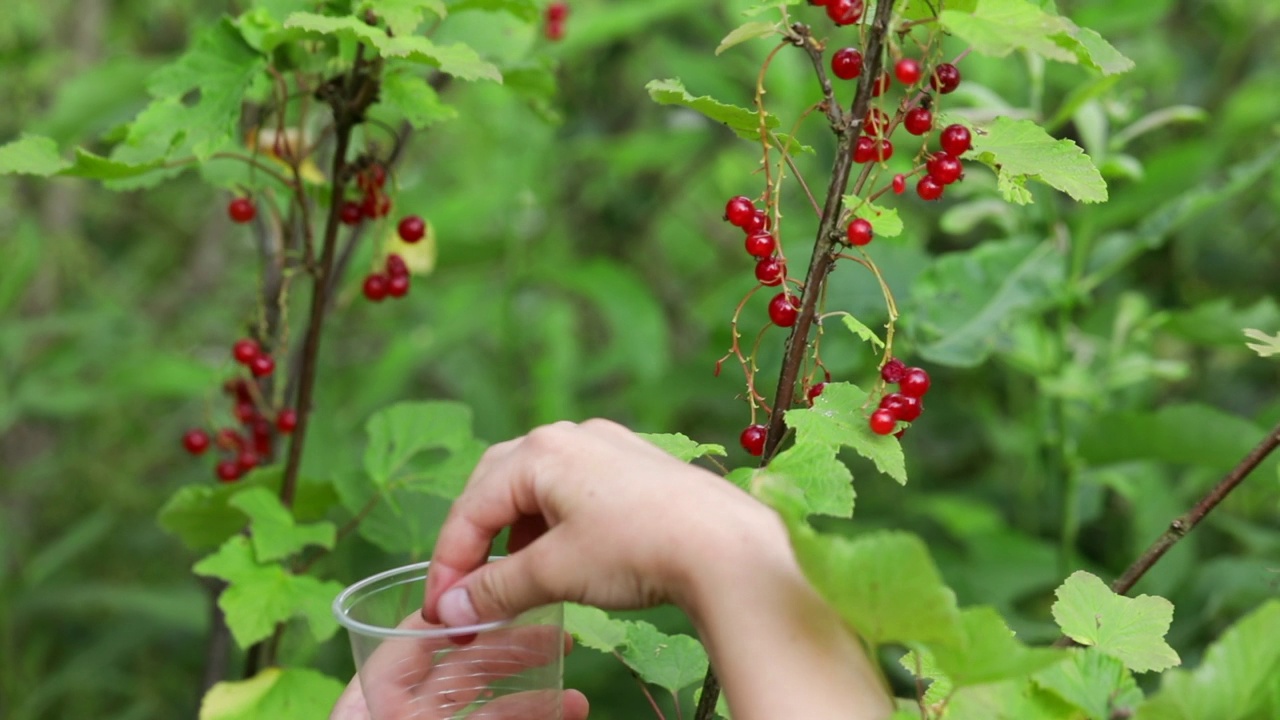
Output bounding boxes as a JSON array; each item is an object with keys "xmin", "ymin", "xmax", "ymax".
[
  {"xmin": 328, "ymin": 676, "xmax": 370, "ymax": 720},
  {"xmin": 438, "ymin": 534, "xmax": 568, "ymax": 625}
]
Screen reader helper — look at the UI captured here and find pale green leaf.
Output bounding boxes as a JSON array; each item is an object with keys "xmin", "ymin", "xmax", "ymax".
[
  {"xmin": 1054, "ymin": 26, "xmax": 1135, "ymax": 76},
  {"xmin": 228, "ymin": 487, "xmax": 336, "ymax": 563},
  {"xmin": 715, "ymin": 21, "xmax": 778, "ymax": 55},
  {"xmin": 838, "ymin": 314, "xmax": 885, "ymax": 350},
  {"xmin": 363, "ymin": 0, "xmax": 447, "ymax": 36},
  {"xmin": 785, "ymin": 382, "xmax": 907, "ymax": 485},
  {"xmin": 741, "ymin": 0, "xmax": 802, "ymax": 17},
  {"xmin": 1034, "ymin": 648, "xmax": 1143, "ymax": 720},
  {"xmin": 0, "ymin": 135, "xmax": 71, "ymax": 175},
  {"xmin": 363, "ymin": 401, "xmax": 478, "ymax": 489},
  {"xmin": 938, "ymin": 0, "xmax": 1136, "ymax": 76},
  {"xmin": 158, "ymin": 469, "xmax": 337, "ymax": 550},
  {"xmin": 637, "ymin": 433, "xmax": 727, "ymax": 463},
  {"xmin": 447, "ymin": 0, "xmax": 539, "ymax": 22},
  {"xmin": 1051, "ymin": 571, "xmax": 1179, "ymax": 673},
  {"xmin": 646, "ymin": 78, "xmax": 773, "ymax": 143},
  {"xmin": 620, "ymin": 622, "xmax": 708, "ymax": 694},
  {"xmin": 900, "ymin": 646, "xmax": 953, "ymax": 707},
  {"xmin": 903, "ymin": 0, "xmax": 975, "ymax": 21},
  {"xmin": 945, "ymin": 678, "xmax": 1081, "ymax": 720},
  {"xmin": 933, "ymin": 607, "xmax": 1067, "ymax": 687},
  {"xmin": 845, "ymin": 199, "xmax": 904, "ymax": 238},
  {"xmin": 381, "ymin": 72, "xmax": 459, "ymax": 129},
  {"xmin": 757, "ymin": 439, "xmax": 854, "ymax": 517},
  {"xmin": 564, "ymin": 603, "xmax": 628, "ymax": 654},
  {"xmin": 199, "ymin": 667, "xmax": 345, "ymax": 720},
  {"xmin": 1244, "ymin": 329, "xmax": 1280, "ymax": 358},
  {"xmin": 62, "ymin": 149, "xmax": 166, "ymax": 180},
  {"xmin": 283, "ymin": 13, "xmax": 501, "ymax": 81},
  {"xmin": 969, "ymin": 117, "xmax": 1107, "ymax": 203}
]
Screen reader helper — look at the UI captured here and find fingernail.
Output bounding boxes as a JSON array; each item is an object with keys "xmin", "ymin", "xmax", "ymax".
[{"xmin": 438, "ymin": 587, "xmax": 479, "ymax": 627}]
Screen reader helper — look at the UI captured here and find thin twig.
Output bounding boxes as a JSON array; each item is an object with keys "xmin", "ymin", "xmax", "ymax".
[{"xmin": 614, "ymin": 651, "xmax": 668, "ymax": 720}]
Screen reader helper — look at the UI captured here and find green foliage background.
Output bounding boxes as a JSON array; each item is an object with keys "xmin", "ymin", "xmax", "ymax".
[{"xmin": 1, "ymin": 0, "xmax": 1278, "ymax": 718}]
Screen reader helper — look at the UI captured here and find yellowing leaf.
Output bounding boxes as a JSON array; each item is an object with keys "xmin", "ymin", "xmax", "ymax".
[
  {"xmin": 200, "ymin": 667, "xmax": 344, "ymax": 720},
  {"xmin": 385, "ymin": 220, "xmax": 437, "ymax": 275}
]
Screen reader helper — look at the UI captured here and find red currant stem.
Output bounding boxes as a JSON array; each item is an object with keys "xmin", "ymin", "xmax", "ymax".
[
  {"xmin": 897, "ymin": 15, "xmax": 938, "ymax": 31},
  {"xmin": 866, "ymin": 164, "xmax": 927, "ymax": 204},
  {"xmin": 753, "ymin": 42, "xmax": 789, "ymax": 215},
  {"xmin": 613, "ymin": 650, "xmax": 670, "ymax": 720},
  {"xmin": 833, "ymin": 252, "xmax": 873, "ymax": 270},
  {"xmin": 725, "ymin": 286, "xmax": 773, "ymax": 415},
  {"xmin": 787, "ymin": 23, "xmax": 845, "ymax": 131},
  {"xmin": 163, "ymin": 153, "xmax": 294, "ymax": 189},
  {"xmin": 771, "ymin": 120, "xmax": 823, "ymax": 217}
]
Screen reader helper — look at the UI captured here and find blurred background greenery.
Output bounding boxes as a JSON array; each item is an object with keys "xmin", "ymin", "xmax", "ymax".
[{"xmin": 2, "ymin": 0, "xmax": 1279, "ymax": 717}]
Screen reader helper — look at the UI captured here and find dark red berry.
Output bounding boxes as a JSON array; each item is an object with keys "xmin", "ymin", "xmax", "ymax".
[
  {"xmin": 339, "ymin": 200, "xmax": 363, "ymax": 225},
  {"xmin": 880, "ymin": 358, "xmax": 907, "ymax": 383},
  {"xmin": 768, "ymin": 293, "xmax": 801, "ymax": 327},
  {"xmin": 904, "ymin": 107, "xmax": 933, "ymax": 136},
  {"xmin": 743, "ymin": 211, "xmax": 770, "ymax": 235},
  {"xmin": 873, "ymin": 139, "xmax": 894, "ymax": 162},
  {"xmin": 879, "ymin": 392, "xmax": 922, "ymax": 422},
  {"xmin": 234, "ymin": 402, "xmax": 257, "ymax": 424},
  {"xmin": 745, "ymin": 232, "xmax": 777, "ymax": 258},
  {"xmin": 725, "ymin": 196, "xmax": 756, "ymax": 227},
  {"xmin": 216, "ymin": 460, "xmax": 242, "ymax": 482},
  {"xmin": 927, "ymin": 152, "xmax": 964, "ymax": 185},
  {"xmin": 228, "ymin": 198, "xmax": 256, "ymax": 224},
  {"xmin": 363, "ymin": 273, "xmax": 389, "ymax": 302},
  {"xmin": 545, "ymin": 19, "xmax": 564, "ymax": 41},
  {"xmin": 183, "ymin": 429, "xmax": 211, "ymax": 455},
  {"xmin": 546, "ymin": 1, "xmax": 568, "ymax": 22},
  {"xmin": 740, "ymin": 424, "xmax": 768, "ymax": 456},
  {"xmin": 831, "ymin": 49, "xmax": 863, "ymax": 80},
  {"xmin": 871, "ymin": 72, "xmax": 891, "ymax": 97},
  {"xmin": 249, "ymin": 354, "xmax": 275, "ymax": 378},
  {"xmin": 869, "ymin": 409, "xmax": 897, "ymax": 435},
  {"xmin": 385, "ymin": 253, "xmax": 409, "ymax": 277},
  {"xmin": 236, "ymin": 449, "xmax": 260, "ymax": 472},
  {"xmin": 940, "ymin": 124, "xmax": 972, "ymax": 156},
  {"xmin": 387, "ymin": 274, "xmax": 410, "ymax": 298},
  {"xmin": 917, "ymin": 176, "xmax": 944, "ymax": 201},
  {"xmin": 892, "ymin": 174, "xmax": 906, "ymax": 195},
  {"xmin": 366, "ymin": 164, "xmax": 387, "ymax": 189},
  {"xmin": 755, "ymin": 257, "xmax": 786, "ymax": 286},
  {"xmin": 930, "ymin": 63, "xmax": 962, "ymax": 94},
  {"xmin": 252, "ymin": 425, "xmax": 273, "ymax": 456},
  {"xmin": 895, "ymin": 58, "xmax": 922, "ymax": 85},
  {"xmin": 807, "ymin": 382, "xmax": 826, "ymax": 404},
  {"xmin": 223, "ymin": 378, "xmax": 251, "ymax": 400},
  {"xmin": 808, "ymin": 0, "xmax": 829, "ymax": 5},
  {"xmin": 215, "ymin": 428, "xmax": 244, "ymax": 451},
  {"xmin": 900, "ymin": 367, "xmax": 931, "ymax": 397},
  {"xmin": 232, "ymin": 338, "xmax": 259, "ymax": 365},
  {"xmin": 864, "ymin": 108, "xmax": 889, "ymax": 137},
  {"xmin": 853, "ymin": 136, "xmax": 876, "ymax": 164},
  {"xmin": 362, "ymin": 193, "xmax": 391, "ymax": 219},
  {"xmin": 846, "ymin": 218, "xmax": 873, "ymax": 246},
  {"xmin": 825, "ymin": 0, "xmax": 864, "ymax": 25},
  {"xmin": 398, "ymin": 215, "xmax": 426, "ymax": 243},
  {"xmin": 276, "ymin": 409, "xmax": 298, "ymax": 433}
]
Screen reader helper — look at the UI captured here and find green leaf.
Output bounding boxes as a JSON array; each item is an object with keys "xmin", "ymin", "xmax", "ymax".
[
  {"xmin": 940, "ymin": 0, "xmax": 1132, "ymax": 75},
  {"xmin": 620, "ymin": 622, "xmax": 708, "ymax": 694},
  {"xmin": 757, "ymin": 439, "xmax": 854, "ymax": 517},
  {"xmin": 1244, "ymin": 329, "xmax": 1280, "ymax": 358},
  {"xmin": 900, "ymin": 646, "xmax": 953, "ymax": 707},
  {"xmin": 945, "ymin": 679, "xmax": 1081, "ymax": 720},
  {"xmin": 903, "ymin": 0, "xmax": 975, "ymax": 20},
  {"xmin": 380, "ymin": 71, "xmax": 459, "ymax": 129},
  {"xmin": 199, "ymin": 667, "xmax": 344, "ymax": 720},
  {"xmin": 968, "ymin": 117, "xmax": 1107, "ymax": 204},
  {"xmin": 362, "ymin": 0, "xmax": 448, "ymax": 36},
  {"xmin": 910, "ymin": 238, "xmax": 1066, "ymax": 368},
  {"xmin": 62, "ymin": 149, "xmax": 166, "ymax": 180},
  {"xmin": 638, "ymin": 433, "xmax": 727, "ymax": 463},
  {"xmin": 158, "ymin": 469, "xmax": 337, "ymax": 550},
  {"xmin": 1051, "ymin": 571, "xmax": 1179, "ymax": 673},
  {"xmin": 447, "ymin": 0, "xmax": 539, "ymax": 22},
  {"xmin": 564, "ymin": 603, "xmax": 628, "ymax": 654},
  {"xmin": 1054, "ymin": 26, "xmax": 1135, "ymax": 76},
  {"xmin": 933, "ymin": 607, "xmax": 1067, "ymax": 687},
  {"xmin": 786, "ymin": 382, "xmax": 907, "ymax": 486},
  {"xmin": 1134, "ymin": 601, "xmax": 1280, "ymax": 720},
  {"xmin": 715, "ymin": 20, "xmax": 778, "ymax": 55},
  {"xmin": 363, "ymin": 401, "xmax": 479, "ymax": 491},
  {"xmin": 0, "ymin": 134, "xmax": 71, "ymax": 175},
  {"xmin": 838, "ymin": 314, "xmax": 885, "ymax": 350},
  {"xmin": 193, "ymin": 537, "xmax": 344, "ymax": 647},
  {"xmin": 228, "ymin": 487, "xmax": 336, "ymax": 563},
  {"xmin": 646, "ymin": 78, "xmax": 774, "ymax": 143},
  {"xmin": 845, "ymin": 199, "xmax": 904, "ymax": 238},
  {"xmin": 1034, "ymin": 649, "xmax": 1143, "ymax": 720}
]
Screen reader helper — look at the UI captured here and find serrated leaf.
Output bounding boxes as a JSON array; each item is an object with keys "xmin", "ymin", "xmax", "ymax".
[
  {"xmin": 380, "ymin": 71, "xmax": 459, "ymax": 129},
  {"xmin": 646, "ymin": 78, "xmax": 773, "ymax": 143},
  {"xmin": 945, "ymin": 678, "xmax": 1081, "ymax": 720},
  {"xmin": 969, "ymin": 117, "xmax": 1107, "ymax": 203},
  {"xmin": 0, "ymin": 135, "xmax": 71, "ymax": 175},
  {"xmin": 1244, "ymin": 329, "xmax": 1280, "ymax": 358},
  {"xmin": 940, "ymin": 0, "xmax": 1132, "ymax": 75},
  {"xmin": 1034, "ymin": 648, "xmax": 1143, "ymax": 720},
  {"xmin": 903, "ymin": 0, "xmax": 975, "ymax": 20},
  {"xmin": 228, "ymin": 487, "xmax": 336, "ymax": 563},
  {"xmin": 564, "ymin": 603, "xmax": 628, "ymax": 654},
  {"xmin": 158, "ymin": 469, "xmax": 337, "ymax": 550},
  {"xmin": 715, "ymin": 21, "xmax": 778, "ymax": 55},
  {"xmin": 785, "ymin": 382, "xmax": 907, "ymax": 485},
  {"xmin": 363, "ymin": 401, "xmax": 478, "ymax": 490},
  {"xmin": 620, "ymin": 622, "xmax": 708, "ymax": 694},
  {"xmin": 193, "ymin": 537, "xmax": 344, "ymax": 647},
  {"xmin": 199, "ymin": 667, "xmax": 345, "ymax": 720},
  {"xmin": 1134, "ymin": 601, "xmax": 1280, "ymax": 720},
  {"xmin": 447, "ymin": 0, "xmax": 539, "ymax": 21},
  {"xmin": 900, "ymin": 646, "xmax": 953, "ymax": 708},
  {"xmin": 844, "ymin": 198, "xmax": 904, "ymax": 238},
  {"xmin": 362, "ymin": 0, "xmax": 447, "ymax": 36},
  {"xmin": 282, "ymin": 13, "xmax": 501, "ymax": 81},
  {"xmin": 1054, "ymin": 26, "xmax": 1135, "ymax": 76},
  {"xmin": 637, "ymin": 433, "xmax": 727, "ymax": 463},
  {"xmin": 757, "ymin": 439, "xmax": 854, "ymax": 517},
  {"xmin": 933, "ymin": 607, "xmax": 1067, "ymax": 687},
  {"xmin": 838, "ymin": 314, "xmax": 885, "ymax": 350},
  {"xmin": 910, "ymin": 237, "xmax": 1066, "ymax": 368},
  {"xmin": 1051, "ymin": 571, "xmax": 1179, "ymax": 673}
]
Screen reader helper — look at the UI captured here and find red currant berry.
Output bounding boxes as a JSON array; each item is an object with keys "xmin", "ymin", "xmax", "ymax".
[
  {"xmin": 385, "ymin": 253, "xmax": 409, "ymax": 278},
  {"xmin": 853, "ymin": 136, "xmax": 876, "ymax": 163},
  {"xmin": 879, "ymin": 392, "xmax": 922, "ymax": 422},
  {"xmin": 808, "ymin": 0, "xmax": 829, "ymax": 5},
  {"xmin": 846, "ymin": 218, "xmax": 873, "ymax": 246},
  {"xmin": 880, "ymin": 357, "xmax": 907, "ymax": 383},
  {"xmin": 725, "ymin": 196, "xmax": 756, "ymax": 227},
  {"xmin": 873, "ymin": 139, "xmax": 894, "ymax": 162},
  {"xmin": 228, "ymin": 197, "xmax": 256, "ymax": 224},
  {"xmin": 917, "ymin": 176, "xmax": 944, "ymax": 201},
  {"xmin": 930, "ymin": 63, "xmax": 962, "ymax": 94},
  {"xmin": 546, "ymin": 1, "xmax": 568, "ymax": 22},
  {"xmin": 872, "ymin": 72, "xmax": 891, "ymax": 97},
  {"xmin": 745, "ymin": 232, "xmax": 777, "ymax": 258},
  {"xmin": 743, "ymin": 211, "xmax": 771, "ymax": 235},
  {"xmin": 236, "ymin": 449, "xmax": 260, "ymax": 472},
  {"xmin": 216, "ymin": 459, "xmax": 243, "ymax": 482},
  {"xmin": 339, "ymin": 200, "xmax": 363, "ymax": 225},
  {"xmin": 895, "ymin": 58, "xmax": 922, "ymax": 85},
  {"xmin": 545, "ymin": 19, "xmax": 564, "ymax": 41},
  {"xmin": 232, "ymin": 338, "xmax": 260, "ymax": 365},
  {"xmin": 903, "ymin": 107, "xmax": 933, "ymax": 136},
  {"xmin": 215, "ymin": 428, "xmax": 245, "ymax": 451},
  {"xmin": 900, "ymin": 367, "xmax": 931, "ymax": 397},
  {"xmin": 234, "ymin": 402, "xmax": 257, "ymax": 424},
  {"xmin": 864, "ymin": 107, "xmax": 889, "ymax": 137},
  {"xmin": 826, "ymin": 0, "xmax": 864, "ymax": 25},
  {"xmin": 768, "ymin": 292, "xmax": 801, "ymax": 327},
  {"xmin": 182, "ymin": 429, "xmax": 211, "ymax": 455},
  {"xmin": 387, "ymin": 274, "xmax": 410, "ymax": 298},
  {"xmin": 367, "ymin": 164, "xmax": 388, "ymax": 189},
  {"xmin": 740, "ymin": 424, "xmax": 768, "ymax": 456},
  {"xmin": 807, "ymin": 382, "xmax": 826, "ymax": 404},
  {"xmin": 252, "ymin": 424, "xmax": 273, "ymax": 456},
  {"xmin": 927, "ymin": 152, "xmax": 964, "ymax": 185},
  {"xmin": 249, "ymin": 354, "xmax": 275, "ymax": 378},
  {"xmin": 940, "ymin": 124, "xmax": 973, "ymax": 156},
  {"xmin": 755, "ymin": 257, "xmax": 786, "ymax": 286},
  {"xmin": 831, "ymin": 48, "xmax": 863, "ymax": 80},
  {"xmin": 892, "ymin": 174, "xmax": 906, "ymax": 195},
  {"xmin": 869, "ymin": 409, "xmax": 897, "ymax": 435},
  {"xmin": 363, "ymin": 273, "xmax": 389, "ymax": 302},
  {"xmin": 398, "ymin": 215, "xmax": 426, "ymax": 243},
  {"xmin": 362, "ymin": 193, "xmax": 391, "ymax": 219},
  {"xmin": 223, "ymin": 378, "xmax": 251, "ymax": 400},
  {"xmin": 276, "ymin": 409, "xmax": 298, "ymax": 433}
]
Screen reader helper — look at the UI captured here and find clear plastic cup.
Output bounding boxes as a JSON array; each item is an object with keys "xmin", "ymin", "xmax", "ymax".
[{"xmin": 333, "ymin": 560, "xmax": 564, "ymax": 720}]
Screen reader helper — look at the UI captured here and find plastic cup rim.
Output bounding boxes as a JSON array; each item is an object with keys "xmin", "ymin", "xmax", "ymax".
[{"xmin": 332, "ymin": 559, "xmax": 512, "ymax": 639}]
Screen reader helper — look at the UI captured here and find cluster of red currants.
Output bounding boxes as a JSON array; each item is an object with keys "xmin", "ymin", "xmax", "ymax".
[
  {"xmin": 360, "ymin": 213, "xmax": 424, "ymax": 302},
  {"xmin": 869, "ymin": 358, "xmax": 930, "ymax": 436},
  {"xmin": 341, "ymin": 164, "xmax": 392, "ymax": 225},
  {"xmin": 181, "ymin": 339, "xmax": 297, "ymax": 482},
  {"xmin": 544, "ymin": 2, "xmax": 568, "ymax": 41},
  {"xmin": 724, "ymin": 196, "xmax": 799, "ymax": 328},
  {"xmin": 811, "ymin": 0, "xmax": 865, "ymax": 26}
]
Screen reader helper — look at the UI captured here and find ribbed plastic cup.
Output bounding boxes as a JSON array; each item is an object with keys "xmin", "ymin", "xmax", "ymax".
[{"xmin": 333, "ymin": 560, "xmax": 563, "ymax": 720}]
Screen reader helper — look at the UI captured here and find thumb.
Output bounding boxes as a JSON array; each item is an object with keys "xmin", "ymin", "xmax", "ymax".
[{"xmin": 436, "ymin": 542, "xmax": 559, "ymax": 626}]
